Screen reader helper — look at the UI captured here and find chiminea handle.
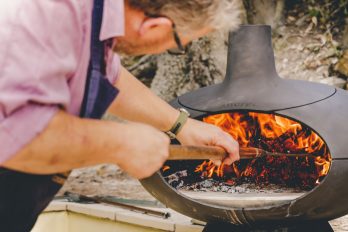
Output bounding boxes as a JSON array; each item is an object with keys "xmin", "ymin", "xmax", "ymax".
[{"xmin": 168, "ymin": 145, "xmax": 260, "ymax": 160}]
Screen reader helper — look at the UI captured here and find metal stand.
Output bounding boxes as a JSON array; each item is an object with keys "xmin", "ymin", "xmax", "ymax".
[{"xmin": 203, "ymin": 221, "xmax": 334, "ymax": 232}]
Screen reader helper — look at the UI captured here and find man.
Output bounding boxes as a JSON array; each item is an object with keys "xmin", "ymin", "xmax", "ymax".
[{"xmin": 0, "ymin": 0, "xmax": 241, "ymax": 231}]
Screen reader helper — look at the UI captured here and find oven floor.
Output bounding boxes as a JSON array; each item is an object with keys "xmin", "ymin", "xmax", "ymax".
[{"xmin": 180, "ymin": 190, "xmax": 303, "ymax": 208}]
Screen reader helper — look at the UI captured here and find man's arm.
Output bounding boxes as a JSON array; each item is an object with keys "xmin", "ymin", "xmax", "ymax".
[
  {"xmin": 109, "ymin": 67, "xmax": 179, "ymax": 131},
  {"xmin": 2, "ymin": 110, "xmax": 169, "ymax": 178},
  {"xmin": 109, "ymin": 67, "xmax": 240, "ymax": 165}
]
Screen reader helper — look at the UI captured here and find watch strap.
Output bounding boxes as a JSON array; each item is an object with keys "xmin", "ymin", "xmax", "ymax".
[{"xmin": 166, "ymin": 108, "xmax": 190, "ymax": 139}]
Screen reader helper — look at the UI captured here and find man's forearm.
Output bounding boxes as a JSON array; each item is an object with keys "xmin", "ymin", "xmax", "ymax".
[
  {"xmin": 109, "ymin": 67, "xmax": 179, "ymax": 132},
  {"xmin": 1, "ymin": 110, "xmax": 124, "ymax": 174}
]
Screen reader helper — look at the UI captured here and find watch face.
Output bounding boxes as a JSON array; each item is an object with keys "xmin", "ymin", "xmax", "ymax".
[{"xmin": 180, "ymin": 108, "xmax": 190, "ymax": 117}]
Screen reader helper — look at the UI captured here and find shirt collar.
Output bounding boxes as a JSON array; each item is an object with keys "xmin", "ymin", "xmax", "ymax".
[{"xmin": 100, "ymin": 0, "xmax": 125, "ymax": 41}]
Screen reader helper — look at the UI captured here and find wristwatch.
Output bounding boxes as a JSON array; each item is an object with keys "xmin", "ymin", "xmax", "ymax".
[{"xmin": 165, "ymin": 108, "xmax": 190, "ymax": 139}]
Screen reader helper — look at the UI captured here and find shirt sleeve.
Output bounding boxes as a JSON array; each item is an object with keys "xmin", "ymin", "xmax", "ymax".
[
  {"xmin": 106, "ymin": 49, "xmax": 122, "ymax": 85},
  {"xmin": 0, "ymin": 0, "xmax": 82, "ymax": 163}
]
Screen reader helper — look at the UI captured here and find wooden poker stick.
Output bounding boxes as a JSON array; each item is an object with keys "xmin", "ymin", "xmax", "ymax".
[{"xmin": 168, "ymin": 145, "xmax": 315, "ymax": 161}]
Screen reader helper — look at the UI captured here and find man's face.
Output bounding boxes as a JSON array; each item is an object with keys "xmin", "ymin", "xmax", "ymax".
[
  {"xmin": 112, "ymin": 29, "xmax": 174, "ymax": 55},
  {"xmin": 113, "ymin": 3, "xmax": 212, "ymax": 56},
  {"xmin": 113, "ymin": 27, "xmax": 211, "ymax": 56}
]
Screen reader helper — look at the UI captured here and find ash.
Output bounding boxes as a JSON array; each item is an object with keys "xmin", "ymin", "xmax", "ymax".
[
  {"xmin": 179, "ymin": 179, "xmax": 306, "ymax": 194},
  {"xmin": 164, "ymin": 171, "xmax": 306, "ymax": 194}
]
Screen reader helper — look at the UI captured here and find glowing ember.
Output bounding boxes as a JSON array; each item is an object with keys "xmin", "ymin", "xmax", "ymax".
[{"xmin": 163, "ymin": 112, "xmax": 332, "ymax": 190}]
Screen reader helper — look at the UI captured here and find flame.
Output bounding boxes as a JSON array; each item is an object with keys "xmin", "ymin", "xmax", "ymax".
[
  {"xmin": 194, "ymin": 112, "xmax": 331, "ymax": 189},
  {"xmin": 162, "ymin": 165, "xmax": 170, "ymax": 172},
  {"xmin": 195, "ymin": 160, "xmax": 225, "ymax": 178}
]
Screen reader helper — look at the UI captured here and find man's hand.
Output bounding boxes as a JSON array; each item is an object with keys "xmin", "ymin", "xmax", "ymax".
[
  {"xmin": 176, "ymin": 118, "xmax": 239, "ymax": 165},
  {"xmin": 116, "ymin": 122, "xmax": 170, "ymax": 179}
]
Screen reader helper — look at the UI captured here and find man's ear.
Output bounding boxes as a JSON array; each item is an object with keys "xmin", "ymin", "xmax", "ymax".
[{"xmin": 139, "ymin": 17, "xmax": 173, "ymax": 36}]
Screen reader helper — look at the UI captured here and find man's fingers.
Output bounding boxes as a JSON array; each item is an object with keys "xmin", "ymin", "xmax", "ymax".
[
  {"xmin": 212, "ymin": 159, "xmax": 222, "ymax": 166},
  {"xmin": 215, "ymin": 131, "xmax": 240, "ymax": 165},
  {"xmin": 223, "ymin": 157, "xmax": 234, "ymax": 166}
]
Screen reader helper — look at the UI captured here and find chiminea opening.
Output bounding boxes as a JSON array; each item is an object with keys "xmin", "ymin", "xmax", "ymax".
[{"xmin": 161, "ymin": 111, "xmax": 331, "ymax": 208}]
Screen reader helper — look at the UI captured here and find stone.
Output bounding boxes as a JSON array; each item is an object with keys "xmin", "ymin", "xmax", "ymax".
[
  {"xmin": 150, "ymin": 32, "xmax": 228, "ymax": 102},
  {"xmin": 335, "ymin": 50, "xmax": 348, "ymax": 78},
  {"xmin": 317, "ymin": 76, "xmax": 346, "ymax": 89}
]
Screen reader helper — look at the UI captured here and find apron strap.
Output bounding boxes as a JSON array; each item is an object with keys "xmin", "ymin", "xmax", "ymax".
[
  {"xmin": 80, "ymin": 0, "xmax": 119, "ymax": 119},
  {"xmin": 89, "ymin": 0, "xmax": 105, "ymax": 73}
]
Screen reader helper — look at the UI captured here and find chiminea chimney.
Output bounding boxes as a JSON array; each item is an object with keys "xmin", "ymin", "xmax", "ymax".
[
  {"xmin": 177, "ymin": 25, "xmax": 335, "ymax": 113},
  {"xmin": 225, "ymin": 25, "xmax": 277, "ymax": 81}
]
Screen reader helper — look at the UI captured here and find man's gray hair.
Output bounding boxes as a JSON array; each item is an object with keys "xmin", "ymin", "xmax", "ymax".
[{"xmin": 127, "ymin": 0, "xmax": 241, "ymax": 34}]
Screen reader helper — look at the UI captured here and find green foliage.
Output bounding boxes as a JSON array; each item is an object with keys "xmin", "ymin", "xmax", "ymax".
[{"xmin": 305, "ymin": 0, "xmax": 347, "ymax": 26}]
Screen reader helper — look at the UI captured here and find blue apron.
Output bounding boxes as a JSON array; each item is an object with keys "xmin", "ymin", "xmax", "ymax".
[{"xmin": 0, "ymin": 0, "xmax": 118, "ymax": 231}]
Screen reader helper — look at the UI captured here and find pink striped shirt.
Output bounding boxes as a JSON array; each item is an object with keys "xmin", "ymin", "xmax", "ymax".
[{"xmin": 0, "ymin": 0, "xmax": 124, "ymax": 163}]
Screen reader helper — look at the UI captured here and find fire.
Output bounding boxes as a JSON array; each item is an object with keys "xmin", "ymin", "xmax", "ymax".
[
  {"xmin": 162, "ymin": 165, "xmax": 170, "ymax": 172},
  {"xmin": 196, "ymin": 112, "xmax": 332, "ymax": 189},
  {"xmin": 195, "ymin": 160, "xmax": 224, "ymax": 178}
]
